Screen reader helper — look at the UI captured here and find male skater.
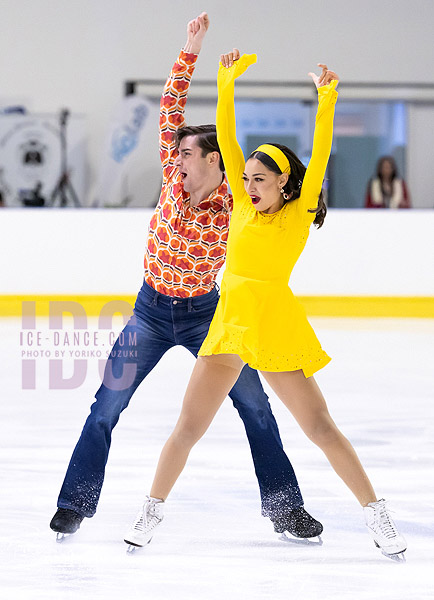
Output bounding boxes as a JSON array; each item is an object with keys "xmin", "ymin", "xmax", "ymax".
[{"xmin": 50, "ymin": 12, "xmax": 322, "ymax": 540}]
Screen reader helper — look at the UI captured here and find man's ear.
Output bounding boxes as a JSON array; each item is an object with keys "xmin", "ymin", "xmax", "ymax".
[{"xmin": 208, "ymin": 151, "xmax": 220, "ymax": 166}]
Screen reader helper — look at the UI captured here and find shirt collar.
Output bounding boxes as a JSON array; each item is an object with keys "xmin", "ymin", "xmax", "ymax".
[
  {"xmin": 203, "ymin": 177, "xmax": 230, "ymax": 210},
  {"xmin": 178, "ymin": 175, "xmax": 231, "ymax": 212}
]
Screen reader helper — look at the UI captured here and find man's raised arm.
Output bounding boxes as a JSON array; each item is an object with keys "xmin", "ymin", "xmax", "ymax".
[{"xmin": 159, "ymin": 12, "xmax": 210, "ymax": 181}]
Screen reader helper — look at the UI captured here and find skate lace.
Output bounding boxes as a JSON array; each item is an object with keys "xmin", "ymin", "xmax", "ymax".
[
  {"xmin": 376, "ymin": 504, "xmax": 398, "ymax": 539},
  {"xmin": 132, "ymin": 498, "xmax": 161, "ymax": 532}
]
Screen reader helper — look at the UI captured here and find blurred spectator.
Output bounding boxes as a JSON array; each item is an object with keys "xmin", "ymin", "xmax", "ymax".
[{"xmin": 365, "ymin": 156, "xmax": 411, "ymax": 209}]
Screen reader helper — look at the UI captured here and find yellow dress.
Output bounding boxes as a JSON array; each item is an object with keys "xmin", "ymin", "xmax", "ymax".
[{"xmin": 199, "ymin": 54, "xmax": 338, "ymax": 377}]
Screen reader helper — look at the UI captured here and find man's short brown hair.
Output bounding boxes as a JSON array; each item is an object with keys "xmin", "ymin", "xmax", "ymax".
[{"xmin": 175, "ymin": 125, "xmax": 225, "ymax": 172}]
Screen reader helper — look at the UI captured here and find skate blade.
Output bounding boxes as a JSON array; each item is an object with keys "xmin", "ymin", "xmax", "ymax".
[
  {"xmin": 279, "ymin": 532, "xmax": 323, "ymax": 546},
  {"xmin": 55, "ymin": 532, "xmax": 72, "ymax": 543},
  {"xmin": 380, "ymin": 549, "xmax": 406, "ymax": 563},
  {"xmin": 374, "ymin": 541, "xmax": 407, "ymax": 562},
  {"xmin": 124, "ymin": 536, "xmax": 153, "ymax": 554}
]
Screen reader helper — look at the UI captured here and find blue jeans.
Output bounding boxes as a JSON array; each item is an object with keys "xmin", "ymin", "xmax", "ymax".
[{"xmin": 57, "ymin": 280, "xmax": 303, "ymax": 519}]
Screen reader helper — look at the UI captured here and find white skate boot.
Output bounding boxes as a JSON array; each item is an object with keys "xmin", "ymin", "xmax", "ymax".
[
  {"xmin": 363, "ymin": 499, "xmax": 407, "ymax": 560},
  {"xmin": 124, "ymin": 496, "xmax": 164, "ymax": 552}
]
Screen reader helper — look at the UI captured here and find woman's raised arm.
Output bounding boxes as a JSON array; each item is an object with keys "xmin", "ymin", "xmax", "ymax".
[
  {"xmin": 299, "ymin": 64, "xmax": 339, "ymax": 218},
  {"xmin": 216, "ymin": 50, "xmax": 257, "ymax": 200}
]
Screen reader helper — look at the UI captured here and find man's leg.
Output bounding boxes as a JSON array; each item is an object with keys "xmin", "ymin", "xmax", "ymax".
[
  {"xmin": 227, "ymin": 368, "xmax": 323, "ymax": 537},
  {"xmin": 55, "ymin": 283, "xmax": 174, "ymax": 519},
  {"xmin": 227, "ymin": 365, "xmax": 303, "ymax": 516}
]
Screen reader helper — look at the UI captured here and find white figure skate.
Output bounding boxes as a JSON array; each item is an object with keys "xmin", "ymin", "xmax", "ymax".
[
  {"xmin": 364, "ymin": 499, "xmax": 407, "ymax": 561},
  {"xmin": 124, "ymin": 496, "xmax": 164, "ymax": 553}
]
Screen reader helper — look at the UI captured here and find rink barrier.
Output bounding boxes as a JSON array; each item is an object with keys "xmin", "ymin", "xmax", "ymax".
[{"xmin": 2, "ymin": 295, "xmax": 434, "ymax": 318}]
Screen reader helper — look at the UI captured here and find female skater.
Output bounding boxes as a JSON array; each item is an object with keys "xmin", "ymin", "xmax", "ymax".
[{"xmin": 124, "ymin": 50, "xmax": 406, "ymax": 558}]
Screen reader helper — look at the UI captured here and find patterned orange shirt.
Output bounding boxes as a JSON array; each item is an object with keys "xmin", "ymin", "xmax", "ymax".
[{"xmin": 143, "ymin": 50, "xmax": 233, "ymax": 298}]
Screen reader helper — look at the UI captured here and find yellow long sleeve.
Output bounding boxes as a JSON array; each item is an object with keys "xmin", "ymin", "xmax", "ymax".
[
  {"xmin": 216, "ymin": 54, "xmax": 257, "ymax": 202},
  {"xmin": 298, "ymin": 80, "xmax": 338, "ymax": 218}
]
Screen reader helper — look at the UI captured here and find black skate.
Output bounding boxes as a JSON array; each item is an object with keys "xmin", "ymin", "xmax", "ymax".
[
  {"xmin": 50, "ymin": 508, "xmax": 84, "ymax": 542},
  {"xmin": 272, "ymin": 507, "xmax": 323, "ymax": 544}
]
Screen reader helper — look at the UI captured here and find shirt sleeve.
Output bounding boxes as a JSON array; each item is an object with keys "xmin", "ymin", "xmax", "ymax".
[
  {"xmin": 298, "ymin": 80, "xmax": 338, "ymax": 221},
  {"xmin": 216, "ymin": 54, "xmax": 257, "ymax": 203},
  {"xmin": 159, "ymin": 50, "xmax": 198, "ymax": 183}
]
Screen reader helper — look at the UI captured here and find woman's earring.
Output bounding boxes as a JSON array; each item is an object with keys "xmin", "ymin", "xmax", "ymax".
[{"xmin": 280, "ymin": 188, "xmax": 290, "ymax": 201}]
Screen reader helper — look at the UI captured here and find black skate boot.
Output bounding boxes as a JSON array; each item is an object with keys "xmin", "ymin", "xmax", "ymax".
[
  {"xmin": 50, "ymin": 508, "xmax": 84, "ymax": 539},
  {"xmin": 272, "ymin": 506, "xmax": 323, "ymax": 539}
]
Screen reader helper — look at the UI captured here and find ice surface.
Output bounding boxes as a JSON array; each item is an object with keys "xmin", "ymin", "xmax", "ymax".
[{"xmin": 1, "ymin": 317, "xmax": 433, "ymax": 600}]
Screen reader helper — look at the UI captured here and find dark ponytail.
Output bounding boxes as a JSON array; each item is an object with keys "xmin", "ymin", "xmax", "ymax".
[{"xmin": 248, "ymin": 143, "xmax": 327, "ymax": 228}]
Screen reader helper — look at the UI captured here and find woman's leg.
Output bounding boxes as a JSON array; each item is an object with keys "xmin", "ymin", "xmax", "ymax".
[
  {"xmin": 261, "ymin": 370, "xmax": 376, "ymax": 506},
  {"xmin": 150, "ymin": 353, "xmax": 245, "ymax": 500}
]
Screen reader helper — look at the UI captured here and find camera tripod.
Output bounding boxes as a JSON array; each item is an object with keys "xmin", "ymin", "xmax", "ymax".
[{"xmin": 50, "ymin": 109, "xmax": 81, "ymax": 207}]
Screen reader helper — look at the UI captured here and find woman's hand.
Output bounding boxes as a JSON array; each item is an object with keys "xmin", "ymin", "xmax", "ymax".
[
  {"xmin": 218, "ymin": 49, "xmax": 257, "ymax": 88},
  {"xmin": 220, "ymin": 48, "xmax": 240, "ymax": 68},
  {"xmin": 308, "ymin": 64, "xmax": 339, "ymax": 89}
]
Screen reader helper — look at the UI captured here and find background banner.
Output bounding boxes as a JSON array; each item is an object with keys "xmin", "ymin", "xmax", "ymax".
[{"xmin": 0, "ymin": 113, "xmax": 87, "ymax": 207}]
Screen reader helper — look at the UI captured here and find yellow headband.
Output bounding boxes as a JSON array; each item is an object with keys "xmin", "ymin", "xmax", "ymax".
[{"xmin": 254, "ymin": 144, "xmax": 291, "ymax": 175}]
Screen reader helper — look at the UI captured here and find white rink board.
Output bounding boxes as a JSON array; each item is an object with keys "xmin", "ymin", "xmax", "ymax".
[{"xmin": 1, "ymin": 208, "xmax": 434, "ymax": 296}]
